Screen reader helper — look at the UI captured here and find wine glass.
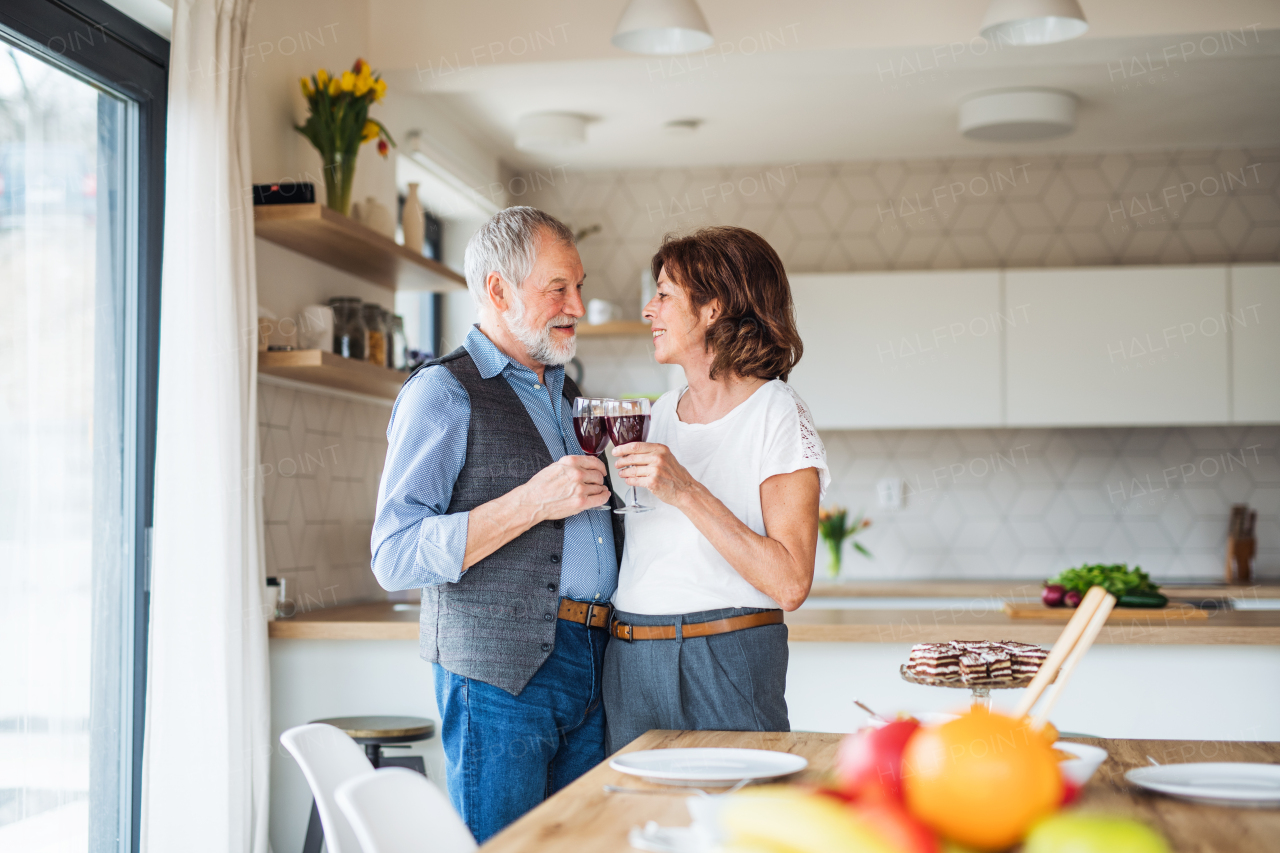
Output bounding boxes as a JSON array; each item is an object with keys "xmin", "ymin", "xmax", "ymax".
[
  {"xmin": 606, "ymin": 398, "xmax": 653, "ymax": 515},
  {"xmin": 572, "ymin": 397, "xmax": 613, "ymax": 511}
]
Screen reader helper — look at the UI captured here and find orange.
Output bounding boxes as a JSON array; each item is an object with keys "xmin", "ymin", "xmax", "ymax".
[{"xmin": 901, "ymin": 707, "xmax": 1062, "ymax": 851}]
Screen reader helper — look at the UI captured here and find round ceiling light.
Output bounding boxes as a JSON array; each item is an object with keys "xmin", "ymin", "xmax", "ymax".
[
  {"xmin": 514, "ymin": 113, "xmax": 587, "ymax": 151},
  {"xmin": 611, "ymin": 0, "xmax": 714, "ymax": 55},
  {"xmin": 959, "ymin": 89, "xmax": 1076, "ymax": 141},
  {"xmin": 979, "ymin": 0, "xmax": 1088, "ymax": 46}
]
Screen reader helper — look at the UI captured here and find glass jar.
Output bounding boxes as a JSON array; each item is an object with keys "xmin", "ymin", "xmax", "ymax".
[
  {"xmin": 363, "ymin": 303, "xmax": 388, "ymax": 367},
  {"xmin": 389, "ymin": 314, "xmax": 407, "ymax": 370},
  {"xmin": 328, "ymin": 297, "xmax": 366, "ymax": 360}
]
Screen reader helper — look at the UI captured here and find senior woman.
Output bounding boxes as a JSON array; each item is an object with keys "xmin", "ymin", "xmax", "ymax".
[{"xmin": 603, "ymin": 226, "xmax": 829, "ymax": 752}]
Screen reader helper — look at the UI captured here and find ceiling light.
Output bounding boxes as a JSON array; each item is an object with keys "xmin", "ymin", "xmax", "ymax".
[
  {"xmin": 611, "ymin": 0, "xmax": 714, "ymax": 55},
  {"xmin": 959, "ymin": 89, "xmax": 1076, "ymax": 141},
  {"xmin": 514, "ymin": 113, "xmax": 587, "ymax": 151},
  {"xmin": 979, "ymin": 0, "xmax": 1088, "ymax": 46},
  {"xmin": 663, "ymin": 119, "xmax": 701, "ymax": 136}
]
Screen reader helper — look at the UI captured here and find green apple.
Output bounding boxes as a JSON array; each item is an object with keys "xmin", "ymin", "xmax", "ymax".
[{"xmin": 1024, "ymin": 814, "xmax": 1170, "ymax": 853}]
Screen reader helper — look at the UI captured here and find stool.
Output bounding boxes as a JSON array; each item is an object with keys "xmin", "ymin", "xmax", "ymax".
[{"xmin": 301, "ymin": 715, "xmax": 435, "ymax": 853}]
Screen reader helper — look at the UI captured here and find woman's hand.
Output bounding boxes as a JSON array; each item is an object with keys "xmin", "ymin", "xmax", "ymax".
[{"xmin": 611, "ymin": 442, "xmax": 701, "ymax": 508}]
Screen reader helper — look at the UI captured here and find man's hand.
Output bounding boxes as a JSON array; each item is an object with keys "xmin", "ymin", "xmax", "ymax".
[{"xmin": 519, "ymin": 455, "xmax": 611, "ymax": 522}]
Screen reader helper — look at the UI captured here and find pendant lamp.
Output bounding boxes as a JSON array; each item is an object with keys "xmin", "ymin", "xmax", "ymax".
[
  {"xmin": 611, "ymin": 0, "xmax": 714, "ymax": 55},
  {"xmin": 979, "ymin": 0, "xmax": 1088, "ymax": 46}
]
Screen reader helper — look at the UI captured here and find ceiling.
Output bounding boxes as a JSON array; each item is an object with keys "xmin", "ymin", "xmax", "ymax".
[{"xmin": 374, "ymin": 1, "xmax": 1280, "ymax": 170}]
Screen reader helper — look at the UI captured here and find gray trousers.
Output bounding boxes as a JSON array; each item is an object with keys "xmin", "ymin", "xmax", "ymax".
[{"xmin": 602, "ymin": 606, "xmax": 790, "ymax": 755}]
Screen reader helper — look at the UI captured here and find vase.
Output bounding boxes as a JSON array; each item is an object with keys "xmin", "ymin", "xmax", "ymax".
[
  {"xmin": 825, "ymin": 537, "xmax": 843, "ymax": 579},
  {"xmin": 402, "ymin": 182, "xmax": 425, "ymax": 253},
  {"xmin": 323, "ymin": 152, "xmax": 356, "ymax": 216}
]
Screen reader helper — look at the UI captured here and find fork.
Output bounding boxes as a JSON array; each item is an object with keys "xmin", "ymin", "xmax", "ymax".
[{"xmin": 605, "ymin": 778, "xmax": 752, "ymax": 797}]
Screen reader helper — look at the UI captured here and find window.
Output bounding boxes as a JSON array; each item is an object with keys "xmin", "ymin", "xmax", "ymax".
[{"xmin": 0, "ymin": 2, "xmax": 166, "ymax": 851}]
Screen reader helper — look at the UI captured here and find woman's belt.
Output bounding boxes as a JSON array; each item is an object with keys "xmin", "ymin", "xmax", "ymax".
[{"xmin": 610, "ymin": 610, "xmax": 784, "ymax": 642}]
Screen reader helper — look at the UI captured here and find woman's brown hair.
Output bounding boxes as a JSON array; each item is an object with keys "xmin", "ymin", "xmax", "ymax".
[{"xmin": 651, "ymin": 226, "xmax": 803, "ymax": 381}]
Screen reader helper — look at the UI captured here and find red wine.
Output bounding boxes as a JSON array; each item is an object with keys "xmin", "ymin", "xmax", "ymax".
[
  {"xmin": 573, "ymin": 415, "xmax": 607, "ymax": 455},
  {"xmin": 606, "ymin": 414, "xmax": 650, "ymax": 446}
]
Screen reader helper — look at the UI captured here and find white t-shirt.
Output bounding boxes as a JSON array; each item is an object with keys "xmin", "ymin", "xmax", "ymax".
[{"xmin": 613, "ymin": 379, "xmax": 830, "ymax": 615}]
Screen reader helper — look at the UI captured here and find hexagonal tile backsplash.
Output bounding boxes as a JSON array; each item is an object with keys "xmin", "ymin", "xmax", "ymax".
[
  {"xmin": 819, "ymin": 426, "xmax": 1277, "ymax": 581},
  {"xmin": 258, "ymin": 380, "xmax": 1277, "ymax": 602},
  {"xmin": 258, "ymin": 379, "xmax": 392, "ymax": 612},
  {"xmin": 519, "ymin": 148, "xmax": 1280, "ymax": 320}
]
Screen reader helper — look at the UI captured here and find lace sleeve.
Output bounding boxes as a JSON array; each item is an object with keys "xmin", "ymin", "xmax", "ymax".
[{"xmin": 778, "ymin": 382, "xmax": 830, "ymax": 497}]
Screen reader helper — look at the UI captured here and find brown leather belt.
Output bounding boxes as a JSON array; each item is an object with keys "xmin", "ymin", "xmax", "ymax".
[
  {"xmin": 611, "ymin": 610, "xmax": 784, "ymax": 642},
  {"xmin": 557, "ymin": 598, "xmax": 613, "ymax": 630}
]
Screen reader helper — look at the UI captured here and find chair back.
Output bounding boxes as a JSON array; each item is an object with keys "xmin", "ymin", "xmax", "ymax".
[
  {"xmin": 280, "ymin": 723, "xmax": 374, "ymax": 853},
  {"xmin": 335, "ymin": 767, "xmax": 477, "ymax": 853}
]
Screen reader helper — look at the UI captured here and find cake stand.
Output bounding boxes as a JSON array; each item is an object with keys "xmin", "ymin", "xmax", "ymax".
[{"xmin": 899, "ymin": 665, "xmax": 1041, "ymax": 709}]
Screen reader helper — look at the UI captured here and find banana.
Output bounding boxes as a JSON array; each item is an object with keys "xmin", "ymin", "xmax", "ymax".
[{"xmin": 719, "ymin": 787, "xmax": 901, "ymax": 853}]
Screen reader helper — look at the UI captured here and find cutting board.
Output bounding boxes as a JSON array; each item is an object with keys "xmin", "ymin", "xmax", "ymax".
[{"xmin": 1003, "ymin": 601, "xmax": 1208, "ymax": 621}]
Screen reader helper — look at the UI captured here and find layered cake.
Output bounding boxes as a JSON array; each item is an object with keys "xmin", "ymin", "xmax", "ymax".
[
  {"xmin": 958, "ymin": 651, "xmax": 1013, "ymax": 683},
  {"xmin": 908, "ymin": 640, "xmax": 1048, "ymax": 685}
]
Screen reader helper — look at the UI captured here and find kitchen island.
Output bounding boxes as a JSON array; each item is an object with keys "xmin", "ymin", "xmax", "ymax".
[{"xmin": 265, "ymin": 582, "xmax": 1280, "ymax": 853}]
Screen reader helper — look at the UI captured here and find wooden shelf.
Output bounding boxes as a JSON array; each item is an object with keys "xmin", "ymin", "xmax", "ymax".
[
  {"xmin": 253, "ymin": 203, "xmax": 466, "ymax": 293},
  {"xmin": 258, "ymin": 349, "xmax": 407, "ymax": 400},
  {"xmin": 576, "ymin": 321, "xmax": 651, "ymax": 337}
]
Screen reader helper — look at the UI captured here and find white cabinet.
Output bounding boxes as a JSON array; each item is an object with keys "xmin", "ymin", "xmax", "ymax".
[
  {"xmin": 1004, "ymin": 266, "xmax": 1230, "ymax": 426},
  {"xmin": 789, "ymin": 271, "xmax": 1003, "ymax": 428},
  {"xmin": 1230, "ymin": 264, "xmax": 1280, "ymax": 423}
]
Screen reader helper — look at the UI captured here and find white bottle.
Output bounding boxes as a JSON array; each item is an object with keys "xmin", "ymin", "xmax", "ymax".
[{"xmin": 402, "ymin": 183, "xmax": 425, "ymax": 253}]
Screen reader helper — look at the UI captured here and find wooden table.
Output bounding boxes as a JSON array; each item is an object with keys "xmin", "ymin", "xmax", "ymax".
[{"xmin": 479, "ymin": 730, "xmax": 1280, "ymax": 853}]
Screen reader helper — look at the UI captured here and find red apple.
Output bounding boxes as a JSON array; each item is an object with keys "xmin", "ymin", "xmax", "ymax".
[
  {"xmin": 835, "ymin": 718, "xmax": 921, "ymax": 802},
  {"xmin": 856, "ymin": 799, "xmax": 941, "ymax": 853},
  {"xmin": 1060, "ymin": 777, "xmax": 1082, "ymax": 806}
]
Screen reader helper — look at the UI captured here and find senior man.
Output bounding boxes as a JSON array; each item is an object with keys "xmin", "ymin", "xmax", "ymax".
[{"xmin": 371, "ymin": 207, "xmax": 622, "ymax": 842}]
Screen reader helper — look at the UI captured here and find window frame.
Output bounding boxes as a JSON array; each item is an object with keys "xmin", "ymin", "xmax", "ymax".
[{"xmin": 0, "ymin": 2, "xmax": 166, "ymax": 851}]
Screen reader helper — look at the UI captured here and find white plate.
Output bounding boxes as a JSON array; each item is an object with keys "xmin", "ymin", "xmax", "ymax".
[
  {"xmin": 610, "ymin": 748, "xmax": 808, "ymax": 787},
  {"xmin": 1125, "ymin": 763, "xmax": 1280, "ymax": 807}
]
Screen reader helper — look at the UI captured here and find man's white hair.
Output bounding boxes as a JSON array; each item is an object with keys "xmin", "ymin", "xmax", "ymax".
[{"xmin": 463, "ymin": 206, "xmax": 575, "ymax": 309}]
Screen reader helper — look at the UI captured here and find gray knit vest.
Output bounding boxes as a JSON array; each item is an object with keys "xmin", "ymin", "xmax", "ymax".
[{"xmin": 415, "ymin": 346, "xmax": 624, "ymax": 695}]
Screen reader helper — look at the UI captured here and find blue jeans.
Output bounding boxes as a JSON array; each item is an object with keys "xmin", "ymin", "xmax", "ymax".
[{"xmin": 432, "ymin": 618, "xmax": 607, "ymax": 844}]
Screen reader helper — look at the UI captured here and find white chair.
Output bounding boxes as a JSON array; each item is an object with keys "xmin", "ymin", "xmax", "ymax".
[
  {"xmin": 335, "ymin": 767, "xmax": 477, "ymax": 853},
  {"xmin": 280, "ymin": 723, "xmax": 375, "ymax": 853}
]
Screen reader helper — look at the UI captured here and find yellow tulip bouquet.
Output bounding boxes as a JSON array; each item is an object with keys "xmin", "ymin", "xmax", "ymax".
[{"xmin": 296, "ymin": 58, "xmax": 394, "ymax": 215}]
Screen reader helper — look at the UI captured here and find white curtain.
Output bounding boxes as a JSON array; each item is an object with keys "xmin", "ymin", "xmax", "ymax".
[{"xmin": 142, "ymin": 0, "xmax": 269, "ymax": 852}]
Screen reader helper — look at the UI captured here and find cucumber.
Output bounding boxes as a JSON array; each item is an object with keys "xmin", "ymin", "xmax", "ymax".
[{"xmin": 1117, "ymin": 591, "xmax": 1169, "ymax": 608}]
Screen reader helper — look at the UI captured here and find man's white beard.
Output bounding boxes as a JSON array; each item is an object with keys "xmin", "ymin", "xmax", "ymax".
[{"xmin": 504, "ymin": 289, "xmax": 577, "ymax": 366}]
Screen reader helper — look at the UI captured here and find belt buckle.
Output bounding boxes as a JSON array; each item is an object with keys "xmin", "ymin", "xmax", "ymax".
[
  {"xmin": 612, "ymin": 617, "xmax": 633, "ymax": 643},
  {"xmin": 583, "ymin": 601, "xmax": 604, "ymax": 628}
]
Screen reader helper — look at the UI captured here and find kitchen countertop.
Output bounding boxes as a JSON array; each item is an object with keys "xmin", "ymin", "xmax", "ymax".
[
  {"xmin": 479, "ymin": 730, "xmax": 1280, "ymax": 853},
  {"xmin": 268, "ymin": 582, "xmax": 1280, "ymax": 644}
]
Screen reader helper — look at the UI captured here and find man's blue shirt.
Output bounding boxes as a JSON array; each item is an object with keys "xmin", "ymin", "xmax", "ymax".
[{"xmin": 371, "ymin": 325, "xmax": 617, "ymax": 602}]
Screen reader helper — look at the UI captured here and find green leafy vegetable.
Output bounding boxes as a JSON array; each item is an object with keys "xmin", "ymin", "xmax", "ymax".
[{"xmin": 1046, "ymin": 563, "xmax": 1159, "ymax": 598}]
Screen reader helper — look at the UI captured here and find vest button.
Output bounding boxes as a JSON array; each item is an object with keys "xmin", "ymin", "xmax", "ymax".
[
  {"xmin": 544, "ymin": 613, "xmax": 553, "ymax": 622},
  {"xmin": 549, "ymin": 554, "xmax": 560, "ymax": 564},
  {"xmin": 541, "ymin": 643, "xmax": 550, "ymax": 651},
  {"xmin": 547, "ymin": 583, "xmax": 556, "ymax": 592}
]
